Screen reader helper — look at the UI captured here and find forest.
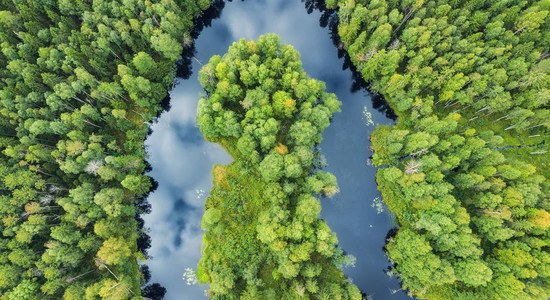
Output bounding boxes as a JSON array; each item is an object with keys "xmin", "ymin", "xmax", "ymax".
[
  {"xmin": 196, "ymin": 33, "xmax": 361, "ymax": 299},
  {"xmin": 0, "ymin": 0, "xmax": 549, "ymax": 299},
  {"xmin": 325, "ymin": 0, "xmax": 550, "ymax": 299},
  {"xmin": 0, "ymin": 0, "xmax": 211, "ymax": 298}
]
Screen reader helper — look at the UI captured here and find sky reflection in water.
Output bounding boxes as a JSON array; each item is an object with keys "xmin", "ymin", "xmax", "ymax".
[{"xmin": 144, "ymin": 1, "xmax": 408, "ymax": 299}]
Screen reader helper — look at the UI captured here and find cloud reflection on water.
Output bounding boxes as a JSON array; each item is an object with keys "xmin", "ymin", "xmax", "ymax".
[
  {"xmin": 144, "ymin": 82, "xmax": 231, "ymax": 299},
  {"xmin": 143, "ymin": 1, "xmax": 406, "ymax": 299}
]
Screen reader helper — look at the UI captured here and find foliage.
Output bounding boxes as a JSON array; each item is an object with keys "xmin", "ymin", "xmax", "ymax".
[
  {"xmin": 326, "ymin": 0, "xmax": 550, "ymax": 298},
  {"xmin": 0, "ymin": 0, "xmax": 211, "ymax": 298},
  {"xmin": 196, "ymin": 34, "xmax": 361, "ymax": 299}
]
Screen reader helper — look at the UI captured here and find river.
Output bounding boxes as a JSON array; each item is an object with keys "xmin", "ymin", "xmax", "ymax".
[{"xmin": 143, "ymin": 1, "xmax": 409, "ymax": 299}]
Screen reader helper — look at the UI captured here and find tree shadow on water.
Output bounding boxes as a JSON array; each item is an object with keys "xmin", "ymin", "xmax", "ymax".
[
  {"xmin": 140, "ymin": 1, "xmax": 229, "ymax": 298},
  {"xmin": 304, "ymin": 0, "xmax": 397, "ymax": 121},
  {"xmin": 176, "ymin": 0, "xmax": 227, "ymax": 80}
]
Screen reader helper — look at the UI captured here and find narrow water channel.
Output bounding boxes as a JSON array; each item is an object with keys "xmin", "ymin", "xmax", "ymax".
[{"xmin": 144, "ymin": 1, "xmax": 409, "ymax": 299}]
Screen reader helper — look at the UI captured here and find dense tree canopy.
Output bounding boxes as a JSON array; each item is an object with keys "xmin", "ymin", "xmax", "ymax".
[
  {"xmin": 0, "ymin": 0, "xmax": 211, "ymax": 298},
  {"xmin": 196, "ymin": 34, "xmax": 362, "ymax": 299},
  {"xmin": 2, "ymin": 0, "xmax": 548, "ymax": 298},
  {"xmin": 324, "ymin": 0, "xmax": 550, "ymax": 299}
]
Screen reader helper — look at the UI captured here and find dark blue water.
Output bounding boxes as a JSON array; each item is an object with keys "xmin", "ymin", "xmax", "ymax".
[{"xmin": 144, "ymin": 1, "xmax": 408, "ymax": 299}]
